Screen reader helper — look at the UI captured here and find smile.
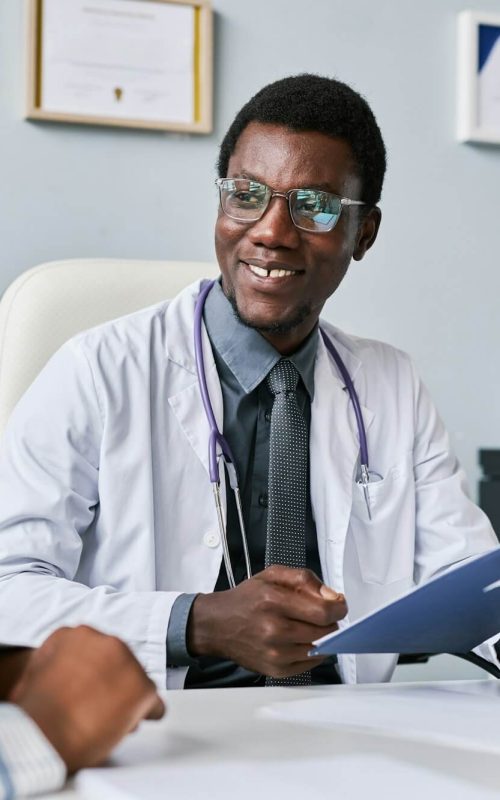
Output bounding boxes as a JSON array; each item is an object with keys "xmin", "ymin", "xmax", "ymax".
[{"xmin": 246, "ymin": 263, "xmax": 302, "ymax": 279}]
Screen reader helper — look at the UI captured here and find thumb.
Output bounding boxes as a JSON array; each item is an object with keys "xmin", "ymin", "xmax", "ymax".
[{"xmin": 320, "ymin": 585, "xmax": 344, "ymax": 602}]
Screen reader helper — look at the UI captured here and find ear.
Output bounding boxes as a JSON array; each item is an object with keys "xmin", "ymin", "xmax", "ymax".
[{"xmin": 352, "ymin": 207, "xmax": 381, "ymax": 262}]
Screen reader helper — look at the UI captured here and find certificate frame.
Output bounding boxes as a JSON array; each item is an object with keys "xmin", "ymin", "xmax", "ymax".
[
  {"xmin": 26, "ymin": 0, "xmax": 213, "ymax": 133},
  {"xmin": 457, "ymin": 10, "xmax": 500, "ymax": 145}
]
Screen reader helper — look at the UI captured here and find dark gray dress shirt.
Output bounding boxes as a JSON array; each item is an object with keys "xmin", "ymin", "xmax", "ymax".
[{"xmin": 167, "ymin": 280, "xmax": 340, "ymax": 687}]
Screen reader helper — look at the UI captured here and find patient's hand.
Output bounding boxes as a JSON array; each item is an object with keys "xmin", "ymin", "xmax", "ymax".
[{"xmin": 9, "ymin": 625, "xmax": 165, "ymax": 773}]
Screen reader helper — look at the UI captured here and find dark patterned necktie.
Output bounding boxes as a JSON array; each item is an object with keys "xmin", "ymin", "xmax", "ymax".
[{"xmin": 265, "ymin": 359, "xmax": 311, "ymax": 686}]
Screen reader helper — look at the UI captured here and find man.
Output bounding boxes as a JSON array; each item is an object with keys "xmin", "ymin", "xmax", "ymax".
[
  {"xmin": 0, "ymin": 75, "xmax": 496, "ymax": 689},
  {"xmin": 0, "ymin": 626, "xmax": 164, "ymax": 797}
]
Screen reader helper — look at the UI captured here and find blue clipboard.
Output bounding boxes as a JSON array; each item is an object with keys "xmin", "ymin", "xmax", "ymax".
[{"xmin": 310, "ymin": 547, "xmax": 500, "ymax": 655}]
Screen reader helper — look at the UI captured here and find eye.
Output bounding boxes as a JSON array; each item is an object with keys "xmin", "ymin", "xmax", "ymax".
[
  {"xmin": 294, "ymin": 190, "xmax": 324, "ymax": 216},
  {"xmin": 232, "ymin": 190, "xmax": 261, "ymax": 206},
  {"xmin": 228, "ymin": 181, "xmax": 268, "ymax": 209},
  {"xmin": 296, "ymin": 192, "xmax": 316, "ymax": 209},
  {"xmin": 291, "ymin": 190, "xmax": 342, "ymax": 231}
]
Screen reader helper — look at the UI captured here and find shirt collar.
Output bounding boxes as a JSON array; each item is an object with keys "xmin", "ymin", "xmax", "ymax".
[{"xmin": 203, "ymin": 280, "xmax": 317, "ymax": 399}]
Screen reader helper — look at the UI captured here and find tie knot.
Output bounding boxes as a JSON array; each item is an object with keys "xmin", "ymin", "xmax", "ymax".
[{"xmin": 266, "ymin": 359, "xmax": 299, "ymax": 396}]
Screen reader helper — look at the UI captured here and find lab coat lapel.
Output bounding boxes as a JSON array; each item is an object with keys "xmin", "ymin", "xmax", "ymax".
[
  {"xmin": 310, "ymin": 328, "xmax": 374, "ymax": 591},
  {"xmin": 165, "ymin": 282, "xmax": 226, "ymax": 498}
]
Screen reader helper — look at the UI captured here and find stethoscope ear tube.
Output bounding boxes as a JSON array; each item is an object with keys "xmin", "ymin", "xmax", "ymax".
[
  {"xmin": 195, "ymin": 280, "xmax": 238, "ymax": 483},
  {"xmin": 319, "ymin": 329, "xmax": 372, "ymax": 519},
  {"xmin": 319, "ymin": 328, "xmax": 369, "ymax": 470}
]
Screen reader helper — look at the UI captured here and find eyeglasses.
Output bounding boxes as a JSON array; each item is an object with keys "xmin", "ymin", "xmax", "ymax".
[{"xmin": 216, "ymin": 178, "xmax": 365, "ymax": 234}]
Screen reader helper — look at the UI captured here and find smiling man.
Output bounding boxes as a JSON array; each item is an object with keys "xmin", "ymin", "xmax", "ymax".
[{"xmin": 0, "ymin": 75, "xmax": 497, "ymax": 690}]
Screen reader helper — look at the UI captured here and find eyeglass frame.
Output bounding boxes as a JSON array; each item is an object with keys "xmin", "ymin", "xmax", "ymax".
[{"xmin": 215, "ymin": 177, "xmax": 366, "ymax": 234}]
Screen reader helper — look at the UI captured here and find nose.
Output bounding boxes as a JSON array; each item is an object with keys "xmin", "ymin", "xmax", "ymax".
[{"xmin": 247, "ymin": 195, "xmax": 301, "ymax": 250}]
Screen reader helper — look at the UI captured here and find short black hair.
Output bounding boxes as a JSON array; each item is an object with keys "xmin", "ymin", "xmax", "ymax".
[{"xmin": 217, "ymin": 74, "xmax": 386, "ymax": 207}]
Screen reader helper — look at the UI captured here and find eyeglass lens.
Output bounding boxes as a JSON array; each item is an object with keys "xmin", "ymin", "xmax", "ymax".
[{"xmin": 219, "ymin": 179, "xmax": 342, "ymax": 233}]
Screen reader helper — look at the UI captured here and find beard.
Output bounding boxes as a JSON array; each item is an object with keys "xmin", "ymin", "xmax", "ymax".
[{"xmin": 225, "ymin": 289, "xmax": 311, "ymax": 336}]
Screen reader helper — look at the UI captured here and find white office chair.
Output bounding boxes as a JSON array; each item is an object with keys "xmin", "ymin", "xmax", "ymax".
[{"xmin": 0, "ymin": 258, "xmax": 219, "ymax": 433}]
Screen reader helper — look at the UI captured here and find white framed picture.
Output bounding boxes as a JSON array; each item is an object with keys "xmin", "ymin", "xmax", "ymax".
[{"xmin": 457, "ymin": 10, "xmax": 500, "ymax": 144}]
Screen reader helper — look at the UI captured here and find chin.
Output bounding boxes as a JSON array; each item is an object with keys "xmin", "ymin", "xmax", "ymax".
[{"xmin": 231, "ymin": 297, "xmax": 311, "ymax": 336}]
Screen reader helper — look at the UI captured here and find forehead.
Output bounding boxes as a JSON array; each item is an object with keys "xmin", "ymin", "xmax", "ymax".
[{"xmin": 227, "ymin": 121, "xmax": 361, "ymax": 196}]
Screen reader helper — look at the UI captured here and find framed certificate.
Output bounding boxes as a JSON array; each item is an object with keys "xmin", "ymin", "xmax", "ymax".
[
  {"xmin": 457, "ymin": 10, "xmax": 500, "ymax": 145},
  {"xmin": 26, "ymin": 0, "xmax": 213, "ymax": 133}
]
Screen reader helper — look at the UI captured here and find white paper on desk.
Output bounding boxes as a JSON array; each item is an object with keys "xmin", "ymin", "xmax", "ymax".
[
  {"xmin": 75, "ymin": 753, "xmax": 498, "ymax": 800},
  {"xmin": 41, "ymin": 0, "xmax": 195, "ymax": 122},
  {"xmin": 261, "ymin": 682, "xmax": 500, "ymax": 754}
]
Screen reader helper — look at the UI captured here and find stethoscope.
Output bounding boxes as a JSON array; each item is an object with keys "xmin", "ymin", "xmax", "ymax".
[{"xmin": 194, "ymin": 279, "xmax": 374, "ymax": 589}]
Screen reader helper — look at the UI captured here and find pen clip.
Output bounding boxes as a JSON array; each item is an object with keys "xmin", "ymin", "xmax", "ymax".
[{"xmin": 359, "ymin": 463, "xmax": 372, "ymax": 521}]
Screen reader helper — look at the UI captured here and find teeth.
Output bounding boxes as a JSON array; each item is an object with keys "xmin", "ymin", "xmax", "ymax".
[
  {"xmin": 249, "ymin": 265, "xmax": 269, "ymax": 277},
  {"xmin": 249, "ymin": 264, "xmax": 295, "ymax": 278}
]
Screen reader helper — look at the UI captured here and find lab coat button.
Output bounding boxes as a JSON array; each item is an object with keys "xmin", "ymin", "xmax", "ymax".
[{"xmin": 203, "ymin": 532, "xmax": 220, "ymax": 548}]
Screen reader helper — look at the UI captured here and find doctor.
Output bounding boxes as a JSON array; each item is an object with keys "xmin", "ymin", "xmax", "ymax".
[{"xmin": 0, "ymin": 75, "xmax": 497, "ymax": 689}]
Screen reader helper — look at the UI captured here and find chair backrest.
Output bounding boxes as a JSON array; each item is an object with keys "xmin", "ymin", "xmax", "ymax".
[{"xmin": 0, "ymin": 258, "xmax": 219, "ymax": 432}]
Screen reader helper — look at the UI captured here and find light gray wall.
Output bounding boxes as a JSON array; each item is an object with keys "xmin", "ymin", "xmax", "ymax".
[{"xmin": 1, "ymin": 0, "xmax": 499, "ymax": 492}]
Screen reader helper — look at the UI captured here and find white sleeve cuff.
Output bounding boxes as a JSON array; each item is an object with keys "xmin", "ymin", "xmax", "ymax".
[{"xmin": 0, "ymin": 704, "xmax": 66, "ymax": 797}]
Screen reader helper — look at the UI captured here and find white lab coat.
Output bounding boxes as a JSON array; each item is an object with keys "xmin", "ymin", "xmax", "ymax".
[{"xmin": 0, "ymin": 280, "xmax": 496, "ymax": 689}]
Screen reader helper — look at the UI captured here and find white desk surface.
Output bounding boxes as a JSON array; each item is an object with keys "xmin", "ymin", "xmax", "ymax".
[{"xmin": 48, "ymin": 679, "xmax": 500, "ymax": 799}]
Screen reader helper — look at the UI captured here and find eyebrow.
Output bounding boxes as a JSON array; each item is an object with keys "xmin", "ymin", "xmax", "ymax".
[{"xmin": 232, "ymin": 171, "xmax": 341, "ymax": 195}]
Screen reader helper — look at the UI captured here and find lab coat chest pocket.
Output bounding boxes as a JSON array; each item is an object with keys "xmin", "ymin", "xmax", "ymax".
[{"xmin": 349, "ymin": 453, "xmax": 415, "ymax": 584}]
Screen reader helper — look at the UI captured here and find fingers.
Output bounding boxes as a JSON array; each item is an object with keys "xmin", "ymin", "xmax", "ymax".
[
  {"xmin": 259, "ymin": 643, "xmax": 326, "ymax": 679},
  {"xmin": 257, "ymin": 566, "xmax": 347, "ymax": 617},
  {"xmin": 268, "ymin": 618, "xmax": 341, "ymax": 645},
  {"xmin": 255, "ymin": 624, "xmax": 336, "ymax": 677},
  {"xmin": 256, "ymin": 564, "xmax": 325, "ymax": 594},
  {"xmin": 145, "ymin": 694, "xmax": 166, "ymax": 721},
  {"xmin": 99, "ymin": 637, "xmax": 167, "ymax": 723},
  {"xmin": 257, "ymin": 577, "xmax": 347, "ymax": 628}
]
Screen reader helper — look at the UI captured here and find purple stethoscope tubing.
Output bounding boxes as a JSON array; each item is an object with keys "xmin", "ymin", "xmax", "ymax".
[
  {"xmin": 193, "ymin": 279, "xmax": 235, "ymax": 483},
  {"xmin": 195, "ymin": 279, "xmax": 370, "ymax": 484},
  {"xmin": 319, "ymin": 328, "xmax": 369, "ymax": 470}
]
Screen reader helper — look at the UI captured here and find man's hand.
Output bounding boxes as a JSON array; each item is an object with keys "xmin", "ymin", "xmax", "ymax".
[
  {"xmin": 9, "ymin": 625, "xmax": 165, "ymax": 774},
  {"xmin": 187, "ymin": 566, "xmax": 347, "ymax": 678}
]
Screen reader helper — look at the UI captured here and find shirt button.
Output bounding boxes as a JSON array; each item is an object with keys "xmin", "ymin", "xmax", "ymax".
[
  {"xmin": 203, "ymin": 532, "xmax": 220, "ymax": 548},
  {"xmin": 258, "ymin": 493, "xmax": 268, "ymax": 508},
  {"xmin": 265, "ymin": 409, "xmax": 272, "ymax": 422}
]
